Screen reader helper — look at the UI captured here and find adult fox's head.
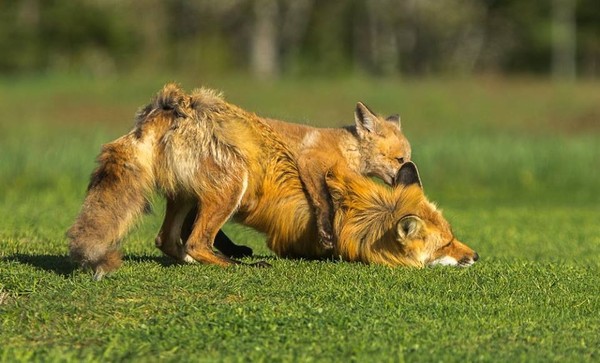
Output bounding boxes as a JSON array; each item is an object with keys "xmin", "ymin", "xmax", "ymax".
[
  {"xmin": 326, "ymin": 162, "xmax": 478, "ymax": 268},
  {"xmin": 354, "ymin": 102, "xmax": 412, "ymax": 186}
]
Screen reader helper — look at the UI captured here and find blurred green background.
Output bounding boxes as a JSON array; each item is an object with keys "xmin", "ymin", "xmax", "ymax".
[
  {"xmin": 0, "ymin": 0, "xmax": 598, "ymax": 242},
  {"xmin": 0, "ymin": 0, "xmax": 600, "ymax": 247},
  {"xmin": 0, "ymin": 0, "xmax": 600, "ymax": 202},
  {"xmin": 0, "ymin": 0, "xmax": 599, "ymax": 79}
]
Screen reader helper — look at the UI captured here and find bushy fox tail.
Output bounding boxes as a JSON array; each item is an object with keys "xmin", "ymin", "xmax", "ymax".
[{"xmin": 67, "ymin": 83, "xmax": 188, "ymax": 279}]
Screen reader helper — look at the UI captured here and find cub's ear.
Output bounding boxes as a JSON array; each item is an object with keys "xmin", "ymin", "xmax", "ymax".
[
  {"xmin": 355, "ymin": 102, "xmax": 379, "ymax": 136},
  {"xmin": 395, "ymin": 161, "xmax": 422, "ymax": 188},
  {"xmin": 396, "ymin": 215, "xmax": 425, "ymax": 242},
  {"xmin": 386, "ymin": 114, "xmax": 401, "ymax": 129}
]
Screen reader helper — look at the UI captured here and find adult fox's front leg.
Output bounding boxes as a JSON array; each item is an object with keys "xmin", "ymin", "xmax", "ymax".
[
  {"xmin": 182, "ymin": 167, "xmax": 251, "ymax": 266},
  {"xmin": 156, "ymin": 196, "xmax": 253, "ymax": 261},
  {"xmin": 181, "ymin": 207, "xmax": 253, "ymax": 258}
]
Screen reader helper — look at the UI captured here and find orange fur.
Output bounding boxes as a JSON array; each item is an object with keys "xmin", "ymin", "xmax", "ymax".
[
  {"xmin": 261, "ymin": 103, "xmax": 411, "ymax": 247},
  {"xmin": 67, "ymin": 84, "xmax": 476, "ymax": 279},
  {"xmin": 324, "ymin": 166, "xmax": 477, "ymax": 267},
  {"xmin": 174, "ymin": 102, "xmax": 412, "ymax": 252}
]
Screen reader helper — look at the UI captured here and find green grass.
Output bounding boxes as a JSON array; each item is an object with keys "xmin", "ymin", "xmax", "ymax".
[{"xmin": 1, "ymin": 74, "xmax": 599, "ymax": 362}]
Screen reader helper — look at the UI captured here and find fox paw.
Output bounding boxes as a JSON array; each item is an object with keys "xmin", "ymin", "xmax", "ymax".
[
  {"xmin": 318, "ymin": 229, "xmax": 335, "ymax": 250},
  {"xmin": 248, "ymin": 261, "xmax": 271, "ymax": 268},
  {"xmin": 227, "ymin": 245, "xmax": 253, "ymax": 258}
]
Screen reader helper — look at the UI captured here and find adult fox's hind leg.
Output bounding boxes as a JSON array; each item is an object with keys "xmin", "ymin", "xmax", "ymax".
[{"xmin": 155, "ymin": 195, "xmax": 194, "ymax": 261}]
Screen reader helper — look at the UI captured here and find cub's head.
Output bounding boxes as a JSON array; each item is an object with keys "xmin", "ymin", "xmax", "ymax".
[
  {"xmin": 354, "ymin": 102, "xmax": 412, "ymax": 186},
  {"xmin": 327, "ymin": 162, "xmax": 478, "ymax": 268}
]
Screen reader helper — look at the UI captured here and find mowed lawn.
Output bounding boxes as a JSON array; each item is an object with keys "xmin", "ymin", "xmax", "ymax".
[{"xmin": 1, "ymin": 75, "xmax": 599, "ymax": 362}]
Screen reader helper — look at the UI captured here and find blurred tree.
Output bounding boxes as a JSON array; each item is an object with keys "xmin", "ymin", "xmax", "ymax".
[
  {"xmin": 481, "ymin": 0, "xmax": 551, "ymax": 74},
  {"xmin": 0, "ymin": 0, "xmax": 598, "ymax": 79},
  {"xmin": 132, "ymin": 0, "xmax": 167, "ymax": 71},
  {"xmin": 552, "ymin": 0, "xmax": 577, "ymax": 80},
  {"xmin": 397, "ymin": 0, "xmax": 487, "ymax": 75},
  {"xmin": 279, "ymin": 0, "xmax": 314, "ymax": 71},
  {"xmin": 164, "ymin": 0, "xmax": 247, "ymax": 73},
  {"xmin": 577, "ymin": 0, "xmax": 600, "ymax": 77},
  {"xmin": 358, "ymin": 0, "xmax": 400, "ymax": 75},
  {"xmin": 0, "ymin": 0, "xmax": 41, "ymax": 72},
  {"xmin": 251, "ymin": 0, "xmax": 279, "ymax": 79},
  {"xmin": 297, "ymin": 1, "xmax": 354, "ymax": 75},
  {"xmin": 0, "ymin": 0, "xmax": 138, "ymax": 75}
]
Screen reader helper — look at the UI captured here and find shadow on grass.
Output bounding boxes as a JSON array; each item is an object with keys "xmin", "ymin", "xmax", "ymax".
[
  {"xmin": 4, "ymin": 254, "xmax": 177, "ymax": 277},
  {"xmin": 5, "ymin": 254, "xmax": 77, "ymax": 276},
  {"xmin": 4, "ymin": 253, "xmax": 279, "ymax": 276}
]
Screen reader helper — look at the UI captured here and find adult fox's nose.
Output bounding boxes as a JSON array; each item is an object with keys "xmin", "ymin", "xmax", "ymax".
[{"xmin": 473, "ymin": 252, "xmax": 479, "ymax": 262}]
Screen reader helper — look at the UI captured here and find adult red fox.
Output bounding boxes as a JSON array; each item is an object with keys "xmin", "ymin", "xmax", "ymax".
[
  {"xmin": 163, "ymin": 101, "xmax": 411, "ymax": 255},
  {"xmin": 67, "ymin": 84, "xmax": 477, "ymax": 279}
]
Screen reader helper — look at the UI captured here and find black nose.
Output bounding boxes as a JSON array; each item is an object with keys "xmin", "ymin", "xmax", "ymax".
[{"xmin": 473, "ymin": 252, "xmax": 479, "ymax": 262}]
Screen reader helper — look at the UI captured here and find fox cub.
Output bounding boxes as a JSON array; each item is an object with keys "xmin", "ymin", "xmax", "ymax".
[{"xmin": 266, "ymin": 105, "xmax": 411, "ymax": 249}]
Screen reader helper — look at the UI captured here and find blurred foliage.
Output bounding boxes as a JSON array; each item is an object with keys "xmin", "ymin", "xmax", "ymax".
[{"xmin": 0, "ymin": 0, "xmax": 598, "ymax": 78}]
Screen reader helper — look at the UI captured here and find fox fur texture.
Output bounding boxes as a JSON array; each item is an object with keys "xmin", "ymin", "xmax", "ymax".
[
  {"xmin": 178, "ymin": 100, "xmax": 412, "ymax": 255},
  {"xmin": 259, "ymin": 103, "xmax": 411, "ymax": 249},
  {"xmin": 67, "ymin": 84, "xmax": 477, "ymax": 279}
]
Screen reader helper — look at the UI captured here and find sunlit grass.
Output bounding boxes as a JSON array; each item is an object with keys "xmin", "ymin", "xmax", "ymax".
[{"xmin": 1, "ymin": 74, "xmax": 599, "ymax": 362}]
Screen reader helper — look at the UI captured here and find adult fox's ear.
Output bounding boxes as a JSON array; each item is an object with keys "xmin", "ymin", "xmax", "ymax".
[
  {"xmin": 386, "ymin": 114, "xmax": 401, "ymax": 129},
  {"xmin": 396, "ymin": 215, "xmax": 425, "ymax": 242},
  {"xmin": 395, "ymin": 161, "xmax": 422, "ymax": 188},
  {"xmin": 355, "ymin": 102, "xmax": 379, "ymax": 136}
]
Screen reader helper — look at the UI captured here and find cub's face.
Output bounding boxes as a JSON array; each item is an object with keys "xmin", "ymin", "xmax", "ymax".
[
  {"xmin": 365, "ymin": 125, "xmax": 411, "ymax": 185},
  {"xmin": 354, "ymin": 102, "xmax": 411, "ymax": 185}
]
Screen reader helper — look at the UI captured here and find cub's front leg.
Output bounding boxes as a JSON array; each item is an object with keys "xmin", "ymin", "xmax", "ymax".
[{"xmin": 297, "ymin": 156, "xmax": 336, "ymax": 249}]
